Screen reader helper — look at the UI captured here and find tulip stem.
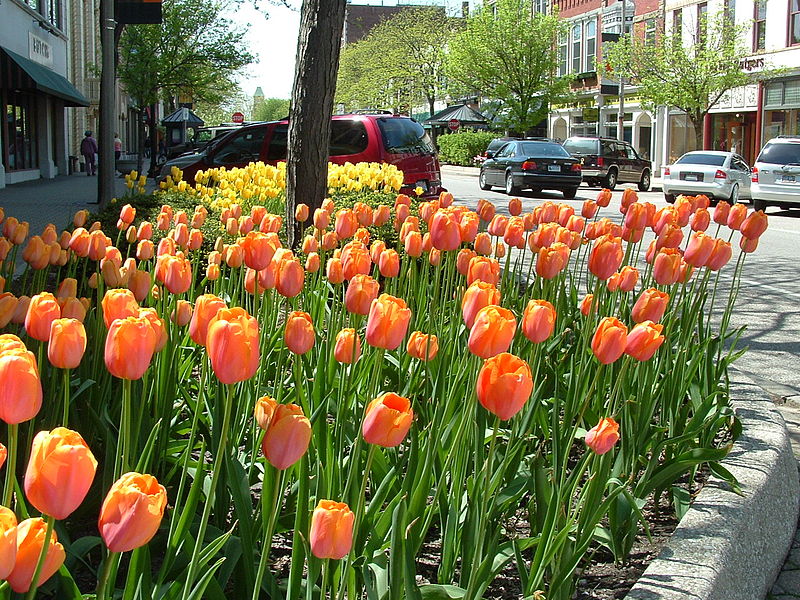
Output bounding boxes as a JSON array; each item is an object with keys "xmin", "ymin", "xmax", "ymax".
[
  {"xmin": 252, "ymin": 468, "xmax": 285, "ymax": 600},
  {"xmin": 3, "ymin": 423, "xmax": 18, "ymax": 507},
  {"xmin": 62, "ymin": 368, "xmax": 70, "ymax": 426},
  {"xmin": 25, "ymin": 514, "xmax": 55, "ymax": 600},
  {"xmin": 95, "ymin": 551, "xmax": 119, "ymax": 600},
  {"xmin": 181, "ymin": 383, "xmax": 233, "ymax": 600}
]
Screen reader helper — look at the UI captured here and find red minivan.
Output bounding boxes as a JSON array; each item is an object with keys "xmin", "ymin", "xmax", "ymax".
[{"xmin": 161, "ymin": 113, "xmax": 445, "ymax": 197}]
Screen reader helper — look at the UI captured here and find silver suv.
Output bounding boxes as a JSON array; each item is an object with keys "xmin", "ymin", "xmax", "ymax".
[{"xmin": 751, "ymin": 137, "xmax": 800, "ymax": 211}]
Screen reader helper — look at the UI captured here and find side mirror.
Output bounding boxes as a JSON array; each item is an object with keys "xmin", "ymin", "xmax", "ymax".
[{"xmin": 485, "ymin": 150, "xmax": 496, "ymax": 159}]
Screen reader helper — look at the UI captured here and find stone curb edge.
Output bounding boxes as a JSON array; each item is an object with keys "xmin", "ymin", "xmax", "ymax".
[{"xmin": 624, "ymin": 369, "xmax": 800, "ymax": 600}]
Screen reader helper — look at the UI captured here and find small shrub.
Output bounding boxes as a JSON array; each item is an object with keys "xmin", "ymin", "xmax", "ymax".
[{"xmin": 437, "ymin": 130, "xmax": 497, "ymax": 166}]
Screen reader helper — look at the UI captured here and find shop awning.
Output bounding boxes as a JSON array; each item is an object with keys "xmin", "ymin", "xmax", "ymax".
[
  {"xmin": 423, "ymin": 104, "xmax": 490, "ymax": 126},
  {"xmin": 0, "ymin": 46, "xmax": 89, "ymax": 107}
]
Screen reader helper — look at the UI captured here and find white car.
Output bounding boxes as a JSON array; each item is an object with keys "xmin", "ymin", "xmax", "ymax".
[
  {"xmin": 751, "ymin": 137, "xmax": 800, "ymax": 211},
  {"xmin": 662, "ymin": 151, "xmax": 751, "ymax": 204}
]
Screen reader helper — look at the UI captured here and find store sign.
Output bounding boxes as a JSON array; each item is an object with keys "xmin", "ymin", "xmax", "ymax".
[
  {"xmin": 116, "ymin": 0, "xmax": 162, "ymax": 25},
  {"xmin": 29, "ymin": 33, "xmax": 53, "ymax": 68}
]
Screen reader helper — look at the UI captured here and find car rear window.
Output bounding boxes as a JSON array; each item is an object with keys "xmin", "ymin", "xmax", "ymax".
[
  {"xmin": 519, "ymin": 141, "xmax": 570, "ymax": 157},
  {"xmin": 488, "ymin": 138, "xmax": 515, "ymax": 152},
  {"xmin": 563, "ymin": 138, "xmax": 598, "ymax": 155},
  {"xmin": 758, "ymin": 142, "xmax": 800, "ymax": 165},
  {"xmin": 377, "ymin": 118, "xmax": 434, "ymax": 154},
  {"xmin": 675, "ymin": 153, "xmax": 727, "ymax": 166}
]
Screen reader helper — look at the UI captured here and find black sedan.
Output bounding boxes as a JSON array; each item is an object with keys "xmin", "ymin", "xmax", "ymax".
[{"xmin": 479, "ymin": 140, "xmax": 582, "ymax": 198}]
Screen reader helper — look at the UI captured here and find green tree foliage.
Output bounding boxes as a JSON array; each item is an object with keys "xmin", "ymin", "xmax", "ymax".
[
  {"xmin": 336, "ymin": 7, "xmax": 461, "ymax": 115},
  {"xmin": 437, "ymin": 130, "xmax": 496, "ymax": 166},
  {"xmin": 603, "ymin": 12, "xmax": 781, "ymax": 148},
  {"xmin": 254, "ymin": 98, "xmax": 291, "ymax": 122},
  {"xmin": 118, "ymin": 0, "xmax": 255, "ymax": 110},
  {"xmin": 446, "ymin": 0, "xmax": 571, "ymax": 134}
]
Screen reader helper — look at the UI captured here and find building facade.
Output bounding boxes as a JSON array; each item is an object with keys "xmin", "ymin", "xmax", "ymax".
[{"xmin": 0, "ymin": 0, "xmax": 88, "ymax": 187}]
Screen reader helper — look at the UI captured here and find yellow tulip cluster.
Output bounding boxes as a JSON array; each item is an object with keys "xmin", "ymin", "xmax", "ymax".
[
  {"xmin": 124, "ymin": 170, "xmax": 147, "ymax": 195},
  {"xmin": 158, "ymin": 161, "xmax": 404, "ymax": 212}
]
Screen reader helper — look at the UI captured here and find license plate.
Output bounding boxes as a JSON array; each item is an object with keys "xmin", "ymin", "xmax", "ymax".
[
  {"xmin": 683, "ymin": 173, "xmax": 701, "ymax": 181},
  {"xmin": 782, "ymin": 175, "xmax": 797, "ymax": 183},
  {"xmin": 548, "ymin": 164, "xmax": 560, "ymax": 172}
]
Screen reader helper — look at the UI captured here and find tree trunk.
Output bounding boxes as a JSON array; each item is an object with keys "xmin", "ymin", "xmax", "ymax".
[
  {"xmin": 428, "ymin": 96, "xmax": 438, "ymax": 148},
  {"xmin": 149, "ymin": 104, "xmax": 159, "ymax": 178},
  {"xmin": 690, "ymin": 113, "xmax": 705, "ymax": 152},
  {"xmin": 136, "ymin": 108, "xmax": 145, "ymax": 175},
  {"xmin": 285, "ymin": 0, "xmax": 347, "ymax": 248}
]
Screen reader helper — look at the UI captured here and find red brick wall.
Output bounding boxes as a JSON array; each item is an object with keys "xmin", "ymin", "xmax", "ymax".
[{"xmin": 556, "ymin": 0, "xmax": 603, "ymax": 20}]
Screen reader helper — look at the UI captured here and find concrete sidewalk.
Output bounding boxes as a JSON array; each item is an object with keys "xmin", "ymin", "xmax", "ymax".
[{"xmin": 0, "ymin": 173, "xmax": 137, "ymax": 235}]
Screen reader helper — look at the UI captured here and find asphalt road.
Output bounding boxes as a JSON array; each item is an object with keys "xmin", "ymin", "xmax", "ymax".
[{"xmin": 441, "ymin": 166, "xmax": 800, "ymax": 401}]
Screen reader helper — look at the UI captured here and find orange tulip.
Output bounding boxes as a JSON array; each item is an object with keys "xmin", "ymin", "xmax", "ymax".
[
  {"xmin": 99, "ymin": 472, "xmax": 167, "ymax": 553},
  {"xmin": 262, "ymin": 403, "xmax": 311, "ymax": 470},
  {"xmin": 740, "ymin": 210, "xmax": 768, "ymax": 240},
  {"xmin": 157, "ymin": 237, "xmax": 177, "ymax": 258},
  {"xmin": 310, "ymin": 500, "xmax": 354, "ymax": 560},
  {"xmin": 406, "ymin": 331, "xmax": 439, "ymax": 361},
  {"xmin": 585, "ymin": 417, "xmax": 619, "ymax": 455},
  {"xmin": 429, "ymin": 210, "xmax": 461, "ymax": 251},
  {"xmin": 242, "ymin": 231, "xmax": 277, "ymax": 271},
  {"xmin": 503, "ymin": 217, "xmax": 525, "ymax": 247},
  {"xmin": 0, "ymin": 506, "xmax": 16, "ymax": 579},
  {"xmin": 0, "ymin": 346, "xmax": 42, "ymax": 424},
  {"xmin": 460, "ymin": 212, "xmax": 480, "ymax": 243},
  {"xmin": 345, "ymin": 275, "xmax": 380, "ymax": 315},
  {"xmin": 206, "ymin": 307, "xmax": 259, "ymax": 384},
  {"xmin": 632, "ymin": 288, "xmax": 670, "ymax": 324},
  {"xmin": 462, "ymin": 281, "xmax": 501, "ymax": 329},
  {"xmin": 607, "ymin": 266, "xmax": 639, "ymax": 293},
  {"xmin": 362, "ymin": 393, "xmax": 413, "ymax": 447},
  {"xmin": 536, "ymin": 243, "xmax": 570, "ymax": 279},
  {"xmin": 487, "ymin": 214, "xmax": 508, "ymax": 237},
  {"xmin": 277, "ymin": 259, "xmax": 305, "ymax": 298},
  {"xmin": 625, "ymin": 320, "xmax": 665, "ymax": 361},
  {"xmin": 12, "ymin": 296, "xmax": 31, "ymax": 325},
  {"xmin": 354, "ymin": 202, "xmax": 373, "ymax": 226},
  {"xmin": 156, "ymin": 255, "xmax": 192, "ymax": 295},
  {"xmin": 521, "ymin": 299, "xmax": 556, "ymax": 343},
  {"xmin": 591, "ymin": 317, "xmax": 628, "ymax": 364},
  {"xmin": 24, "ymin": 427, "xmax": 97, "ymax": 519},
  {"xmin": 341, "ymin": 242, "xmax": 371, "ymax": 281},
  {"xmin": 170, "ymin": 300, "xmax": 193, "ymax": 327},
  {"xmin": 579, "ymin": 293, "xmax": 595, "ymax": 316},
  {"xmin": 372, "ymin": 205, "xmax": 391, "ymax": 227},
  {"xmin": 0, "ymin": 294, "xmax": 17, "ymax": 329},
  {"xmin": 187, "ymin": 295, "xmax": 226, "ymax": 346},
  {"xmin": 582, "ymin": 199, "xmax": 599, "ymax": 218},
  {"xmin": 727, "ymin": 203, "xmax": 747, "ymax": 230},
  {"xmin": 475, "ymin": 352, "xmax": 533, "ymax": 420},
  {"xmin": 691, "ymin": 208, "xmax": 710, "ymax": 232},
  {"xmin": 25, "ymin": 292, "xmax": 61, "ymax": 342},
  {"xmin": 105, "ymin": 316, "xmax": 158, "ymax": 380},
  {"xmin": 102, "ymin": 288, "xmax": 139, "ymax": 328},
  {"xmin": 588, "ymin": 235, "xmax": 623, "ymax": 281},
  {"xmin": 378, "ymin": 249, "xmax": 400, "ymax": 278},
  {"xmin": 7, "ymin": 517, "xmax": 65, "ymax": 593},
  {"xmin": 254, "ymin": 396, "xmax": 278, "ymax": 430},
  {"xmin": 706, "ymin": 239, "xmax": 732, "ymax": 271},
  {"xmin": 334, "ymin": 209, "xmax": 358, "ymax": 240},
  {"xmin": 740, "ymin": 235, "xmax": 759, "ymax": 253},
  {"xmin": 508, "ymin": 197, "xmax": 522, "ymax": 216},
  {"xmin": 334, "ymin": 328, "xmax": 361, "ymax": 364},
  {"xmin": 713, "ymin": 201, "xmax": 731, "ymax": 225},
  {"xmin": 295, "ymin": 203, "xmax": 310, "ymax": 222},
  {"xmin": 47, "ymin": 318, "xmax": 86, "ymax": 369},
  {"xmin": 313, "ymin": 209, "xmax": 330, "ymax": 231},
  {"xmin": 477, "ymin": 199, "xmax": 496, "ymax": 222},
  {"xmin": 366, "ymin": 294, "xmax": 411, "ymax": 350},
  {"xmin": 327, "ymin": 257, "xmax": 345, "ymax": 284},
  {"xmin": 467, "ymin": 256, "xmax": 500, "ymax": 287},
  {"xmin": 468, "ymin": 305, "xmax": 516, "ymax": 359},
  {"xmin": 59, "ymin": 297, "xmax": 86, "ymax": 323},
  {"xmin": 138, "ymin": 308, "xmax": 167, "ymax": 352},
  {"xmin": 652, "ymin": 248, "xmax": 682, "ymax": 285},
  {"xmin": 284, "ymin": 311, "xmax": 315, "ymax": 354},
  {"xmin": 457, "ymin": 249, "xmax": 477, "ymax": 276},
  {"xmin": 684, "ymin": 231, "xmax": 715, "ymax": 267}
]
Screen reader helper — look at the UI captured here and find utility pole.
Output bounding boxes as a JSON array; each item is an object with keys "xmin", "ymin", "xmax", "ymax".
[
  {"xmin": 617, "ymin": 0, "xmax": 626, "ymax": 142},
  {"xmin": 98, "ymin": 0, "xmax": 116, "ymax": 208}
]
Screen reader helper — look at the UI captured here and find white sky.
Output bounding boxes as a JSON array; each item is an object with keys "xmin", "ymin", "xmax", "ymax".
[{"xmin": 228, "ymin": 0, "xmax": 472, "ymax": 100}]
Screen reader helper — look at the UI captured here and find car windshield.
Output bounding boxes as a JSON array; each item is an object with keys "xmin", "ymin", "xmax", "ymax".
[
  {"xmin": 563, "ymin": 138, "xmax": 597, "ymax": 154},
  {"xmin": 758, "ymin": 142, "xmax": 800, "ymax": 165},
  {"xmin": 519, "ymin": 141, "xmax": 570, "ymax": 157},
  {"xmin": 377, "ymin": 118, "xmax": 434, "ymax": 154},
  {"xmin": 675, "ymin": 153, "xmax": 727, "ymax": 166}
]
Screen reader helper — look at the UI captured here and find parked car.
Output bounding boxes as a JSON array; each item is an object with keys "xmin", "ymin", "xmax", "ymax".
[
  {"xmin": 192, "ymin": 124, "xmax": 243, "ymax": 150},
  {"xmin": 479, "ymin": 139, "xmax": 582, "ymax": 198},
  {"xmin": 662, "ymin": 151, "xmax": 751, "ymax": 204},
  {"xmin": 160, "ymin": 114, "xmax": 445, "ymax": 197},
  {"xmin": 562, "ymin": 136, "xmax": 652, "ymax": 191},
  {"xmin": 482, "ymin": 137, "xmax": 519, "ymax": 159},
  {"xmin": 751, "ymin": 137, "xmax": 800, "ymax": 211}
]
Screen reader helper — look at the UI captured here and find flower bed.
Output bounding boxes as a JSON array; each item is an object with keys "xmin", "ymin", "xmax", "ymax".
[{"xmin": 0, "ymin": 165, "xmax": 769, "ymax": 599}]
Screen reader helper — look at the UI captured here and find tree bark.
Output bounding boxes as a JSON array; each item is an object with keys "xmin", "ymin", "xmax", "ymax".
[
  {"xmin": 285, "ymin": 0, "xmax": 347, "ymax": 248},
  {"xmin": 136, "ymin": 108, "xmax": 145, "ymax": 175}
]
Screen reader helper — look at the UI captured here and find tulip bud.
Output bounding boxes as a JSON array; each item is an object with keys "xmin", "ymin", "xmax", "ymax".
[
  {"xmin": 740, "ymin": 210, "xmax": 768, "ymax": 240},
  {"xmin": 585, "ymin": 417, "xmax": 619, "ymax": 455},
  {"xmin": 7, "ymin": 517, "xmax": 65, "ymax": 593},
  {"xmin": 0, "ymin": 506, "xmax": 16, "ymax": 579},
  {"xmin": 254, "ymin": 396, "xmax": 278, "ymax": 430},
  {"xmin": 99, "ymin": 472, "xmax": 167, "ymax": 553},
  {"xmin": 48, "ymin": 318, "xmax": 87, "ymax": 369},
  {"xmin": 284, "ymin": 311, "xmax": 315, "ymax": 355},
  {"xmin": 334, "ymin": 328, "xmax": 361, "ymax": 364},
  {"xmin": 366, "ymin": 294, "xmax": 411, "ymax": 350},
  {"xmin": 206, "ymin": 307, "xmax": 259, "ymax": 384},
  {"xmin": 105, "ymin": 316, "xmax": 158, "ymax": 380},
  {"xmin": 521, "ymin": 299, "xmax": 556, "ymax": 343},
  {"xmin": 171, "ymin": 300, "xmax": 193, "ymax": 326},
  {"xmin": 102, "ymin": 288, "xmax": 139, "ymax": 328},
  {"xmin": 468, "ymin": 305, "xmax": 516, "ymax": 359},
  {"xmin": 25, "ymin": 293, "xmax": 61, "ymax": 342},
  {"xmin": 310, "ymin": 500, "xmax": 354, "ymax": 560},
  {"xmin": 262, "ymin": 403, "xmax": 311, "ymax": 470},
  {"xmin": 0, "ymin": 345, "xmax": 42, "ymax": 424},
  {"xmin": 476, "ymin": 352, "xmax": 533, "ymax": 420},
  {"xmin": 362, "ymin": 393, "xmax": 413, "ymax": 447},
  {"xmin": 591, "ymin": 317, "xmax": 628, "ymax": 364},
  {"xmin": 406, "ymin": 331, "xmax": 439, "ymax": 361},
  {"xmin": 625, "ymin": 320, "xmax": 665, "ymax": 361}
]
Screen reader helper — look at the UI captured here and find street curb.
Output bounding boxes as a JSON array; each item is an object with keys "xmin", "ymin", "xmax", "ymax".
[{"xmin": 624, "ymin": 370, "xmax": 800, "ymax": 600}]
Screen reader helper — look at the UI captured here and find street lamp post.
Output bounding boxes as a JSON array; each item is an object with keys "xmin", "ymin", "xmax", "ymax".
[
  {"xmin": 617, "ymin": 0, "xmax": 626, "ymax": 142},
  {"xmin": 98, "ymin": 0, "xmax": 116, "ymax": 208}
]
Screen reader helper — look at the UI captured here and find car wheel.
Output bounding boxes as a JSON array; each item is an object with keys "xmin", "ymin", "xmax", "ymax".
[
  {"xmin": 729, "ymin": 184, "xmax": 739, "ymax": 204},
  {"xmin": 752, "ymin": 199, "xmax": 768, "ymax": 212},
  {"xmin": 562, "ymin": 187, "xmax": 578, "ymax": 199},
  {"xmin": 603, "ymin": 168, "xmax": 618, "ymax": 190},
  {"xmin": 479, "ymin": 170, "xmax": 492, "ymax": 191},
  {"xmin": 664, "ymin": 193, "xmax": 675, "ymax": 203},
  {"xmin": 505, "ymin": 172, "xmax": 521, "ymax": 195},
  {"xmin": 638, "ymin": 170, "xmax": 651, "ymax": 192}
]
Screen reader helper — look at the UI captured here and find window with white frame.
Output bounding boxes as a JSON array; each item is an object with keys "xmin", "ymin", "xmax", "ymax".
[
  {"xmin": 645, "ymin": 17, "xmax": 656, "ymax": 45},
  {"xmin": 585, "ymin": 20, "xmax": 597, "ymax": 70},
  {"xmin": 572, "ymin": 23, "xmax": 582, "ymax": 73},
  {"xmin": 533, "ymin": 0, "xmax": 547, "ymax": 14},
  {"xmin": 558, "ymin": 34, "xmax": 568, "ymax": 76}
]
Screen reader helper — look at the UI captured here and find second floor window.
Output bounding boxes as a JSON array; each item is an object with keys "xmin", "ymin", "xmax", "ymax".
[
  {"xmin": 533, "ymin": 0, "xmax": 547, "ymax": 14},
  {"xmin": 48, "ymin": 0, "xmax": 62, "ymax": 29},
  {"xmin": 645, "ymin": 17, "xmax": 657, "ymax": 45},
  {"xmin": 672, "ymin": 8, "xmax": 682, "ymax": 38},
  {"xmin": 754, "ymin": 0, "xmax": 766, "ymax": 50},
  {"xmin": 697, "ymin": 2, "xmax": 708, "ymax": 44},
  {"xmin": 585, "ymin": 21, "xmax": 596, "ymax": 70},
  {"xmin": 558, "ymin": 34, "xmax": 568, "ymax": 76},
  {"xmin": 572, "ymin": 23, "xmax": 582, "ymax": 73},
  {"xmin": 791, "ymin": 0, "xmax": 800, "ymax": 45}
]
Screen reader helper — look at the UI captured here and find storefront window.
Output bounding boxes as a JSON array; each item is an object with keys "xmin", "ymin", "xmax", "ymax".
[
  {"xmin": 4, "ymin": 94, "xmax": 38, "ymax": 171},
  {"xmin": 668, "ymin": 114, "xmax": 697, "ymax": 163},
  {"xmin": 764, "ymin": 110, "xmax": 799, "ymax": 139}
]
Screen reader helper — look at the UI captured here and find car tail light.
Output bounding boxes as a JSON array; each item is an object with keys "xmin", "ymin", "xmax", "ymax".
[
  {"xmin": 570, "ymin": 163, "xmax": 582, "ymax": 172},
  {"xmin": 521, "ymin": 161, "xmax": 537, "ymax": 171},
  {"xmin": 663, "ymin": 167, "xmax": 670, "ymax": 176},
  {"xmin": 751, "ymin": 167, "xmax": 759, "ymax": 183},
  {"xmin": 597, "ymin": 157, "xmax": 604, "ymax": 167},
  {"xmin": 714, "ymin": 169, "xmax": 727, "ymax": 179}
]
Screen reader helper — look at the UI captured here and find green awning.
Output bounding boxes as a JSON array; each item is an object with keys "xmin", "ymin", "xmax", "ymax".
[{"xmin": 1, "ymin": 46, "xmax": 89, "ymax": 107}]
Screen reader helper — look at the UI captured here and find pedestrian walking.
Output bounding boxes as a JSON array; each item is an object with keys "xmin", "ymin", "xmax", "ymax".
[
  {"xmin": 80, "ymin": 131, "xmax": 98, "ymax": 176},
  {"xmin": 114, "ymin": 134, "xmax": 123, "ymax": 161}
]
